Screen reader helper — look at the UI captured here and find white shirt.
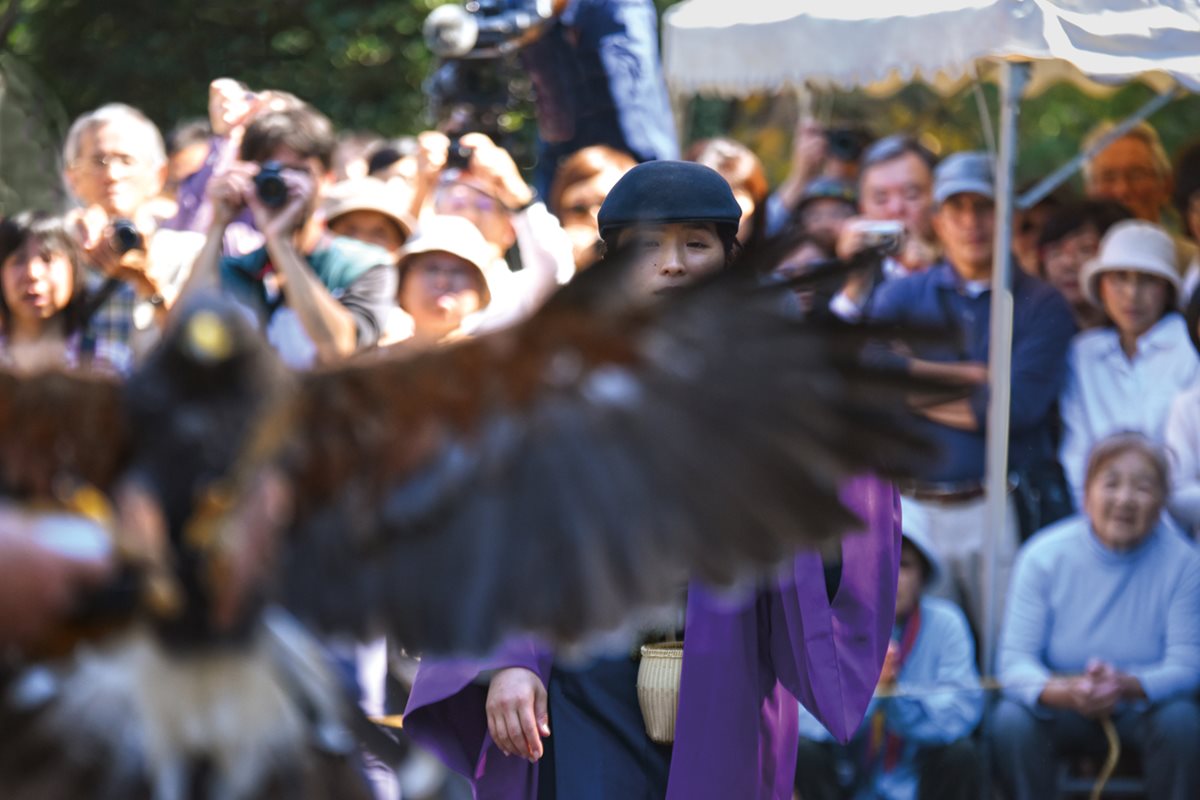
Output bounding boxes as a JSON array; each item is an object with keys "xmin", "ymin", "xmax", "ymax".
[
  {"xmin": 1059, "ymin": 313, "xmax": 1200, "ymax": 503},
  {"xmin": 1166, "ymin": 384, "xmax": 1200, "ymax": 536}
]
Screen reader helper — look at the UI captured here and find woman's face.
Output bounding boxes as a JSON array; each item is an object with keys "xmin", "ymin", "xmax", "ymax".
[
  {"xmin": 1084, "ymin": 448, "xmax": 1164, "ymax": 551},
  {"xmin": 1041, "ymin": 226, "xmax": 1100, "ymax": 306},
  {"xmin": 799, "ymin": 198, "xmax": 855, "ymax": 251},
  {"xmin": 617, "ymin": 222, "xmax": 725, "ymax": 297},
  {"xmin": 2, "ymin": 240, "xmax": 74, "ymax": 330},
  {"xmin": 398, "ymin": 251, "xmax": 485, "ymax": 340},
  {"xmin": 559, "ymin": 167, "xmax": 626, "ymax": 271},
  {"xmin": 1097, "ymin": 269, "xmax": 1171, "ymax": 339}
]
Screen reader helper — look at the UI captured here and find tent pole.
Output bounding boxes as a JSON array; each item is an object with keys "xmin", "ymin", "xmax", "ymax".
[
  {"xmin": 979, "ymin": 58, "xmax": 1027, "ymax": 800},
  {"xmin": 982, "ymin": 59, "xmax": 1027, "ymax": 681},
  {"xmin": 1017, "ymin": 85, "xmax": 1180, "ymax": 209}
]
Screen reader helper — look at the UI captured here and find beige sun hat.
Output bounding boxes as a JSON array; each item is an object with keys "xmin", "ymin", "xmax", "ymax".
[
  {"xmin": 1081, "ymin": 219, "xmax": 1181, "ymax": 308},
  {"xmin": 323, "ymin": 177, "xmax": 415, "ymax": 241},
  {"xmin": 395, "ymin": 215, "xmax": 497, "ymax": 308}
]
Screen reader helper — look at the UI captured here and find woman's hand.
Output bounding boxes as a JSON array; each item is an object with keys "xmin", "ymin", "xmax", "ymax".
[
  {"xmin": 1039, "ymin": 666, "xmax": 1122, "ymax": 718},
  {"xmin": 485, "ymin": 666, "xmax": 551, "ymax": 762},
  {"xmin": 459, "ymin": 133, "xmax": 534, "ymax": 211}
]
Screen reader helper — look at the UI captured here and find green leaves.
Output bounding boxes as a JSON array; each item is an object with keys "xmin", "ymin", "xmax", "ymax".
[{"xmin": 4, "ymin": 0, "xmax": 457, "ymax": 137}]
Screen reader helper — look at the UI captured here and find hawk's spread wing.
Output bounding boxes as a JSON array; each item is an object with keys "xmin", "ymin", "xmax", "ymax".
[
  {"xmin": 278, "ymin": 260, "xmax": 938, "ymax": 655},
  {"xmin": 0, "ymin": 369, "xmax": 130, "ymax": 500}
]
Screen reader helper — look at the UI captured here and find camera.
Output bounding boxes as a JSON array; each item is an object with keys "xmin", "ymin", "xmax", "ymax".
[
  {"xmin": 856, "ymin": 220, "xmax": 905, "ymax": 254},
  {"xmin": 424, "ymin": 0, "xmax": 555, "ymax": 60},
  {"xmin": 109, "ymin": 219, "xmax": 144, "ymax": 254},
  {"xmin": 824, "ymin": 127, "xmax": 872, "ymax": 163},
  {"xmin": 254, "ymin": 161, "xmax": 289, "ymax": 209},
  {"xmin": 423, "ymin": 1, "xmax": 546, "ymax": 155},
  {"xmin": 445, "ymin": 139, "xmax": 475, "ymax": 171}
]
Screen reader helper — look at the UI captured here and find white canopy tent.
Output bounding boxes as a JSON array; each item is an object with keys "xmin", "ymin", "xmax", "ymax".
[
  {"xmin": 663, "ymin": 0, "xmax": 1200, "ymax": 98},
  {"xmin": 662, "ymin": 0, "xmax": 1200, "ymax": 671}
]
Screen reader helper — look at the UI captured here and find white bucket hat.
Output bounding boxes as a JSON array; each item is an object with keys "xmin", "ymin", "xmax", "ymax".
[
  {"xmin": 1081, "ymin": 219, "xmax": 1181, "ymax": 308},
  {"xmin": 396, "ymin": 215, "xmax": 498, "ymax": 308}
]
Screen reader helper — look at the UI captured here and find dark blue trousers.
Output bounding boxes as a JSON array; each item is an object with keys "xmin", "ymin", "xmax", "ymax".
[{"xmin": 537, "ymin": 654, "xmax": 672, "ymax": 800}]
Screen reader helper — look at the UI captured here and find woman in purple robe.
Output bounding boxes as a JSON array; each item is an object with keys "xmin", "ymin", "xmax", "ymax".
[{"xmin": 403, "ymin": 161, "xmax": 900, "ymax": 800}]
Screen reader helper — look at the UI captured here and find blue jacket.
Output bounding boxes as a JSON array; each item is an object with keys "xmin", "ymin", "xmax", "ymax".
[{"xmin": 868, "ymin": 261, "xmax": 1076, "ymax": 482}]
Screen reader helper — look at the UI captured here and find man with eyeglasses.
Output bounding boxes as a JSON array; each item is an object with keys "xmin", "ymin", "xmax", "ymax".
[
  {"xmin": 62, "ymin": 103, "xmax": 206, "ymax": 360},
  {"xmin": 828, "ymin": 135, "xmax": 943, "ymax": 321},
  {"xmin": 177, "ymin": 104, "xmax": 395, "ymax": 368},
  {"xmin": 1083, "ymin": 121, "xmax": 1196, "ymax": 278}
]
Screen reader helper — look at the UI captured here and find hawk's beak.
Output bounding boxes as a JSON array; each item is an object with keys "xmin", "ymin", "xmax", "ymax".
[{"xmin": 184, "ymin": 310, "xmax": 235, "ymax": 364}]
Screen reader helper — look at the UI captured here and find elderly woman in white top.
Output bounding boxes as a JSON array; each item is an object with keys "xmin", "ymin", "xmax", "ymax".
[{"xmin": 1058, "ymin": 220, "xmax": 1200, "ymax": 504}]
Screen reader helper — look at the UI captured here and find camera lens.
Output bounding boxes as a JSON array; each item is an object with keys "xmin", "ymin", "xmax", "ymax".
[
  {"xmin": 255, "ymin": 161, "xmax": 289, "ymax": 209},
  {"xmin": 109, "ymin": 219, "xmax": 143, "ymax": 254}
]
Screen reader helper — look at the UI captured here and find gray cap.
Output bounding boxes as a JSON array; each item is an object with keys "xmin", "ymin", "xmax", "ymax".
[{"xmin": 933, "ymin": 152, "xmax": 994, "ymax": 206}]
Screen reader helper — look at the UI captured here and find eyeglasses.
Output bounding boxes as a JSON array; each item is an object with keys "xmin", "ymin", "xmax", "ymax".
[
  {"xmin": 435, "ymin": 184, "xmax": 503, "ymax": 215},
  {"xmin": 410, "ymin": 259, "xmax": 481, "ymax": 288},
  {"xmin": 75, "ymin": 153, "xmax": 141, "ymax": 172},
  {"xmin": 1092, "ymin": 167, "xmax": 1160, "ymax": 188}
]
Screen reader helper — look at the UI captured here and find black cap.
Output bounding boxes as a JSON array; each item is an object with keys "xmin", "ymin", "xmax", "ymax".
[{"xmin": 597, "ymin": 160, "xmax": 742, "ymax": 240}]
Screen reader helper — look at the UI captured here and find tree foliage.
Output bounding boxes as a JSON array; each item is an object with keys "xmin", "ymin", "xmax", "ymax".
[
  {"xmin": 6, "ymin": 0, "xmax": 455, "ymax": 136},
  {"xmin": 3, "ymin": 0, "xmax": 1199, "ymax": 212}
]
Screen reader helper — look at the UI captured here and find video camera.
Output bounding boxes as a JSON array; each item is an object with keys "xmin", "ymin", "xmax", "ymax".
[
  {"xmin": 423, "ymin": 1, "xmax": 556, "ymax": 148},
  {"xmin": 424, "ymin": 0, "xmax": 556, "ymax": 60}
]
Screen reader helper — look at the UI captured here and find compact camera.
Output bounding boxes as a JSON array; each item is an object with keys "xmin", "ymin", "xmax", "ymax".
[
  {"xmin": 856, "ymin": 220, "xmax": 905, "ymax": 255},
  {"xmin": 445, "ymin": 139, "xmax": 475, "ymax": 171}
]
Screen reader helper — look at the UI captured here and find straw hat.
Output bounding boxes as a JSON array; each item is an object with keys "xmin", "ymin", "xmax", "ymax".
[{"xmin": 1081, "ymin": 219, "xmax": 1181, "ymax": 308}]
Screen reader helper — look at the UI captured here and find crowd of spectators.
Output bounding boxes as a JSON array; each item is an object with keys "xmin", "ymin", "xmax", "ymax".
[{"xmin": 3, "ymin": 61, "xmax": 1200, "ymax": 799}]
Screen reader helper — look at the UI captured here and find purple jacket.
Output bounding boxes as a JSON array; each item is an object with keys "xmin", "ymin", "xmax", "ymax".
[
  {"xmin": 163, "ymin": 136, "xmax": 263, "ymax": 257},
  {"xmin": 404, "ymin": 476, "xmax": 900, "ymax": 800}
]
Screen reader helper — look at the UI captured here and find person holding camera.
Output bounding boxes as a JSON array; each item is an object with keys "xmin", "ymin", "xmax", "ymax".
[
  {"xmin": 824, "ymin": 135, "xmax": 944, "ymax": 322},
  {"xmin": 62, "ymin": 103, "xmax": 207, "ymax": 361},
  {"xmin": 427, "ymin": 131, "xmax": 575, "ymax": 330},
  {"xmin": 765, "ymin": 117, "xmax": 870, "ymax": 237},
  {"xmin": 179, "ymin": 104, "xmax": 397, "ymax": 368}
]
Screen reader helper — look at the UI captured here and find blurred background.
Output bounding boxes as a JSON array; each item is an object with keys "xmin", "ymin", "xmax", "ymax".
[{"xmin": 2, "ymin": 0, "xmax": 1199, "ymax": 210}]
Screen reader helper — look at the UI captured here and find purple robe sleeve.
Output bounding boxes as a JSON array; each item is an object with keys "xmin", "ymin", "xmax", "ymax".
[
  {"xmin": 667, "ymin": 476, "xmax": 899, "ymax": 800},
  {"xmin": 776, "ymin": 475, "xmax": 900, "ymax": 739},
  {"xmin": 403, "ymin": 638, "xmax": 553, "ymax": 800}
]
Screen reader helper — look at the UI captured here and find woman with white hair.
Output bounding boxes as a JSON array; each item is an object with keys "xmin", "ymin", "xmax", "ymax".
[
  {"xmin": 993, "ymin": 433, "xmax": 1200, "ymax": 799},
  {"xmin": 1058, "ymin": 220, "xmax": 1200, "ymax": 503}
]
